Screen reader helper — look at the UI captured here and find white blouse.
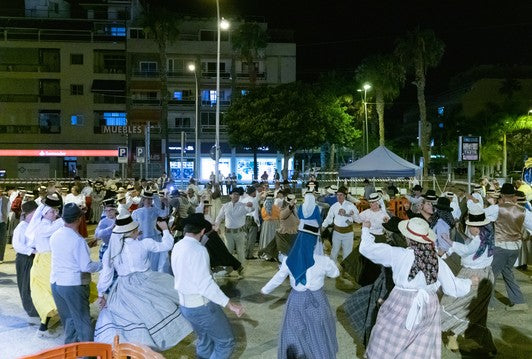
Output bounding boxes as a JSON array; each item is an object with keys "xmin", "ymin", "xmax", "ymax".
[
  {"xmin": 97, "ymin": 229, "xmax": 173, "ymax": 296},
  {"xmin": 34, "ymin": 218, "xmax": 64, "ymax": 253},
  {"xmin": 261, "ymin": 254, "xmax": 339, "ymax": 294},
  {"xmin": 359, "ymin": 227, "xmax": 471, "ymax": 330},
  {"xmin": 448, "ymin": 235, "xmax": 493, "ymax": 269},
  {"xmin": 359, "ymin": 208, "xmax": 389, "ymax": 235}
]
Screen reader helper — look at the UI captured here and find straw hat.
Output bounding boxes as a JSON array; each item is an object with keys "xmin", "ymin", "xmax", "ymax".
[
  {"xmin": 465, "ymin": 206, "xmax": 490, "ymax": 226},
  {"xmin": 112, "ymin": 214, "xmax": 139, "ymax": 234},
  {"xmin": 368, "ymin": 193, "xmax": 381, "ymax": 203},
  {"xmin": 398, "ymin": 217, "xmax": 436, "ymax": 244}
]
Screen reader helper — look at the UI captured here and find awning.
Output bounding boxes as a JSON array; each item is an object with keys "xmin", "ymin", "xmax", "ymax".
[
  {"xmin": 130, "ymin": 80, "xmax": 161, "ymax": 90},
  {"xmin": 91, "ymin": 80, "xmax": 126, "ymax": 93}
]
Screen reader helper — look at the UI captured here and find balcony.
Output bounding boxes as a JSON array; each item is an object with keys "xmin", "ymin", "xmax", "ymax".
[
  {"xmin": 0, "ymin": 63, "xmax": 60, "ymax": 73},
  {"xmin": 0, "ymin": 94, "xmax": 39, "ymax": 103},
  {"xmin": 94, "ymin": 93, "xmax": 125, "ymax": 104},
  {"xmin": 132, "ymin": 71, "xmax": 159, "ymax": 78},
  {"xmin": 0, "ymin": 125, "xmax": 40, "ymax": 134},
  {"xmin": 236, "ymin": 72, "xmax": 266, "ymax": 80},
  {"xmin": 131, "ymin": 98, "xmax": 161, "ymax": 106},
  {"xmin": 201, "ymin": 71, "xmax": 231, "ymax": 79},
  {"xmin": 169, "ymin": 97, "xmax": 195, "ymax": 106},
  {"xmin": 94, "ymin": 66, "xmax": 126, "ymax": 74},
  {"xmin": 40, "ymin": 95, "xmax": 61, "ymax": 103}
]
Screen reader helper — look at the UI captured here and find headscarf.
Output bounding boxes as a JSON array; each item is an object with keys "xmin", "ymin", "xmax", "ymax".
[
  {"xmin": 301, "ymin": 192, "xmax": 316, "ymax": 218},
  {"xmin": 264, "ymin": 197, "xmax": 274, "ymax": 216},
  {"xmin": 285, "ymin": 232, "xmax": 317, "ymax": 285},
  {"xmin": 25, "ymin": 203, "xmax": 53, "ymax": 244},
  {"xmin": 472, "ymin": 222, "xmax": 495, "ymax": 260},
  {"xmin": 408, "ymin": 241, "xmax": 439, "ymax": 285}
]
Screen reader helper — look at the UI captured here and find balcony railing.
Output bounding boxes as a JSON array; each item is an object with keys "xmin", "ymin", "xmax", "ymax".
[
  {"xmin": 132, "ymin": 71, "xmax": 159, "ymax": 78},
  {"xmin": 0, "ymin": 63, "xmax": 60, "ymax": 72},
  {"xmin": 201, "ymin": 124, "xmax": 227, "ymax": 132},
  {"xmin": 39, "ymin": 95, "xmax": 61, "ymax": 103},
  {"xmin": 94, "ymin": 66, "xmax": 126, "ymax": 74},
  {"xmin": 94, "ymin": 94, "xmax": 125, "ymax": 104},
  {"xmin": 131, "ymin": 98, "xmax": 160, "ymax": 106},
  {"xmin": 169, "ymin": 98, "xmax": 195, "ymax": 106},
  {"xmin": 201, "ymin": 100, "xmax": 231, "ymax": 106},
  {"xmin": 236, "ymin": 72, "xmax": 266, "ymax": 79},
  {"xmin": 0, "ymin": 125, "xmax": 40, "ymax": 134},
  {"xmin": 201, "ymin": 71, "xmax": 231, "ymax": 79},
  {"xmin": 0, "ymin": 94, "xmax": 39, "ymax": 103}
]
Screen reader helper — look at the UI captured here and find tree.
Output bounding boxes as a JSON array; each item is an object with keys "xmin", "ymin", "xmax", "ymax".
[
  {"xmin": 231, "ymin": 22, "xmax": 268, "ymax": 87},
  {"xmin": 356, "ymin": 54, "xmax": 405, "ymax": 146},
  {"xmin": 138, "ymin": 4, "xmax": 180, "ymax": 173},
  {"xmin": 395, "ymin": 28, "xmax": 444, "ymax": 176},
  {"xmin": 225, "ymin": 82, "xmax": 357, "ymax": 179}
]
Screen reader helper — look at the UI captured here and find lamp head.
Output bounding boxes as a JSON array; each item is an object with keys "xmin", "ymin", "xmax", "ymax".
[
  {"xmin": 188, "ymin": 63, "xmax": 196, "ymax": 72},
  {"xmin": 220, "ymin": 18, "xmax": 230, "ymax": 30},
  {"xmin": 363, "ymin": 84, "xmax": 371, "ymax": 91}
]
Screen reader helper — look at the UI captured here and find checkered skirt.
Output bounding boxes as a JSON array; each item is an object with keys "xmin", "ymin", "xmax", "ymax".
[
  {"xmin": 366, "ymin": 287, "xmax": 441, "ymax": 359},
  {"xmin": 278, "ymin": 288, "xmax": 338, "ymax": 359}
]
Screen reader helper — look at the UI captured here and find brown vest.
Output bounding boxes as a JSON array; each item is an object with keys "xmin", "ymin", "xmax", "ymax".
[{"xmin": 494, "ymin": 202, "xmax": 526, "ymax": 242}]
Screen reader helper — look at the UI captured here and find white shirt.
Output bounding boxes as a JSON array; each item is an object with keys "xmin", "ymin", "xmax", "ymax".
[
  {"xmin": 322, "ymin": 200, "xmax": 359, "ymax": 228},
  {"xmin": 34, "ymin": 218, "xmax": 64, "ymax": 253},
  {"xmin": 50, "ymin": 226, "xmax": 102, "ymax": 286},
  {"xmin": 240, "ymin": 194, "xmax": 260, "ymax": 225},
  {"xmin": 261, "ymin": 254, "xmax": 339, "ymax": 293},
  {"xmin": 97, "ymin": 229, "xmax": 173, "ymax": 296},
  {"xmin": 359, "ymin": 208, "xmax": 389, "ymax": 235},
  {"xmin": 449, "ymin": 196, "xmax": 462, "ymax": 221},
  {"xmin": 215, "ymin": 201, "xmax": 252, "ymax": 229},
  {"xmin": 359, "ymin": 227, "xmax": 471, "ymax": 330},
  {"xmin": 447, "ymin": 235, "xmax": 493, "ymax": 269},
  {"xmin": 12, "ymin": 220, "xmax": 33, "ymax": 256},
  {"xmin": 171, "ymin": 236, "xmax": 229, "ymax": 307}
]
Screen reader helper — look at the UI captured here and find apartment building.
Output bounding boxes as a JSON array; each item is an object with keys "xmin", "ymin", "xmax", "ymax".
[{"xmin": 0, "ymin": 0, "xmax": 296, "ymax": 182}]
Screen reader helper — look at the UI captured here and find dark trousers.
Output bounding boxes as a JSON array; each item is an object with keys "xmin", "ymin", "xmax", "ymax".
[
  {"xmin": 0, "ymin": 222, "xmax": 6, "ymax": 261},
  {"xmin": 51, "ymin": 283, "xmax": 93, "ymax": 343},
  {"xmin": 16, "ymin": 253, "xmax": 39, "ymax": 317},
  {"xmin": 244, "ymin": 216, "xmax": 258, "ymax": 258},
  {"xmin": 491, "ymin": 246, "xmax": 525, "ymax": 305}
]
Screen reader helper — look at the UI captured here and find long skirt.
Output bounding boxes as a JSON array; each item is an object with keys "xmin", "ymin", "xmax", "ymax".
[
  {"xmin": 366, "ymin": 288, "xmax": 441, "ymax": 359},
  {"xmin": 15, "ymin": 253, "xmax": 39, "ymax": 317},
  {"xmin": 94, "ymin": 270, "xmax": 192, "ymax": 351},
  {"xmin": 91, "ymin": 201, "xmax": 104, "ymax": 223},
  {"xmin": 341, "ymin": 234, "xmax": 386, "ymax": 286},
  {"xmin": 204, "ymin": 230, "xmax": 242, "ymax": 270},
  {"xmin": 259, "ymin": 232, "xmax": 297, "ymax": 260},
  {"xmin": 517, "ymin": 237, "xmax": 532, "ymax": 266},
  {"xmin": 278, "ymin": 288, "xmax": 338, "ymax": 359},
  {"xmin": 258, "ymin": 220, "xmax": 280, "ymax": 250},
  {"xmin": 30, "ymin": 252, "xmax": 58, "ymax": 323},
  {"xmin": 441, "ymin": 266, "xmax": 496, "ymax": 352}
]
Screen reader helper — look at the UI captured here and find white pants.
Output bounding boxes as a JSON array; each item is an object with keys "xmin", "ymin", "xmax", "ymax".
[{"xmin": 330, "ymin": 230, "xmax": 354, "ymax": 262}]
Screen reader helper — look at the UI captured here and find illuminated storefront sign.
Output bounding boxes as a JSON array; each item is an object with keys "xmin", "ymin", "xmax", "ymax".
[
  {"xmin": 101, "ymin": 125, "xmax": 143, "ymax": 134},
  {"xmin": 0, "ymin": 149, "xmax": 118, "ymax": 157}
]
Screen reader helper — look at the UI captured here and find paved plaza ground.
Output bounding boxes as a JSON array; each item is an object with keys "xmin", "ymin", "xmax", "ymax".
[{"xmin": 1, "ymin": 225, "xmax": 531, "ymax": 358}]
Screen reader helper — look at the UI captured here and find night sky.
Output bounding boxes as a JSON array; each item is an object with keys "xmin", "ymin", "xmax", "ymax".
[{"xmin": 182, "ymin": 0, "xmax": 532, "ymax": 94}]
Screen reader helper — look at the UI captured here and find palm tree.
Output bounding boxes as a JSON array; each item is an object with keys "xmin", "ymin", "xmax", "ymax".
[
  {"xmin": 231, "ymin": 22, "xmax": 268, "ymax": 88},
  {"xmin": 138, "ymin": 5, "xmax": 180, "ymax": 173},
  {"xmin": 356, "ymin": 54, "xmax": 405, "ymax": 146},
  {"xmin": 395, "ymin": 28, "xmax": 444, "ymax": 176}
]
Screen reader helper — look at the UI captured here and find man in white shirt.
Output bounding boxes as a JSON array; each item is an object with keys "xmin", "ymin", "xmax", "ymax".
[
  {"xmin": 172, "ymin": 213, "xmax": 244, "ymax": 359},
  {"xmin": 214, "ymin": 188, "xmax": 253, "ymax": 264},
  {"xmin": 12, "ymin": 200, "xmax": 39, "ymax": 317},
  {"xmin": 240, "ymin": 186, "xmax": 260, "ymax": 259},
  {"xmin": 322, "ymin": 186, "xmax": 360, "ymax": 262},
  {"xmin": 50, "ymin": 203, "xmax": 102, "ymax": 343}
]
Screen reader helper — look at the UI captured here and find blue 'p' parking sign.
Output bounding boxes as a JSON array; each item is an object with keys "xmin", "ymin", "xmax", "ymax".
[{"xmin": 118, "ymin": 146, "xmax": 128, "ymax": 163}]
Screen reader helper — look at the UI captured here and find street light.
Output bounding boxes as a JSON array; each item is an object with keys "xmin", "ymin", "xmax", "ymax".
[
  {"xmin": 188, "ymin": 63, "xmax": 199, "ymax": 179},
  {"xmin": 357, "ymin": 83, "xmax": 371, "ymax": 154},
  {"xmin": 215, "ymin": 0, "xmax": 230, "ymax": 184}
]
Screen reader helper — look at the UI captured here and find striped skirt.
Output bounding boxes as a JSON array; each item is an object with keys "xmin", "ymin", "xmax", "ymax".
[
  {"xmin": 94, "ymin": 270, "xmax": 192, "ymax": 351},
  {"xmin": 278, "ymin": 288, "xmax": 338, "ymax": 359},
  {"xmin": 366, "ymin": 287, "xmax": 441, "ymax": 359},
  {"xmin": 258, "ymin": 220, "xmax": 280, "ymax": 250},
  {"xmin": 441, "ymin": 266, "xmax": 494, "ymax": 336}
]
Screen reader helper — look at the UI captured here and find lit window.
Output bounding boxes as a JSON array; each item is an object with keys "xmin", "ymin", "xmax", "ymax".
[
  {"xmin": 173, "ymin": 91, "xmax": 183, "ymax": 100},
  {"xmin": 71, "ymin": 115, "xmax": 84, "ymax": 126},
  {"xmin": 103, "ymin": 112, "xmax": 126, "ymax": 126},
  {"xmin": 241, "ymin": 90, "xmax": 248, "ymax": 95},
  {"xmin": 438, "ymin": 106, "xmax": 445, "ymax": 116},
  {"xmin": 110, "ymin": 27, "xmax": 126, "ymax": 37}
]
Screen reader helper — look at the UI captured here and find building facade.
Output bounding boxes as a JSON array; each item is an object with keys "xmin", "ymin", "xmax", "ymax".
[{"xmin": 0, "ymin": 0, "xmax": 296, "ymax": 183}]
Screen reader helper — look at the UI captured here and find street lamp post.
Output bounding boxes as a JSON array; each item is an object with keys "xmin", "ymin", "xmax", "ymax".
[
  {"xmin": 188, "ymin": 63, "xmax": 199, "ymax": 179},
  {"xmin": 215, "ymin": 0, "xmax": 229, "ymax": 184},
  {"xmin": 357, "ymin": 83, "xmax": 371, "ymax": 154}
]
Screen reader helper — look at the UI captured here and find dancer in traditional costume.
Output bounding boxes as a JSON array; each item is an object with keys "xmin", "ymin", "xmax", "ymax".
[
  {"xmin": 261, "ymin": 214, "xmax": 339, "ymax": 359},
  {"xmin": 94, "ymin": 214, "xmax": 192, "ymax": 351},
  {"xmin": 360, "ymin": 217, "xmax": 475, "ymax": 359},
  {"xmin": 440, "ymin": 207, "xmax": 497, "ymax": 355}
]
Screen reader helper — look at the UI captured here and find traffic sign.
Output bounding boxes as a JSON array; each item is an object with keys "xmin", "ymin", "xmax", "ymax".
[
  {"xmin": 136, "ymin": 147, "xmax": 145, "ymax": 163},
  {"xmin": 118, "ymin": 146, "xmax": 128, "ymax": 163}
]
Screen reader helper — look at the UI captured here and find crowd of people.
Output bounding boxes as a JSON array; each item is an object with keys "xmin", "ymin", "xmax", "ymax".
[{"xmin": 2, "ymin": 173, "xmax": 531, "ymax": 358}]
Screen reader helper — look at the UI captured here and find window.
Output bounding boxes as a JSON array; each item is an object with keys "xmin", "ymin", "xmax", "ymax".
[
  {"xmin": 438, "ymin": 106, "xmax": 445, "ymax": 116},
  {"xmin": 199, "ymin": 30, "xmax": 229, "ymax": 41},
  {"xmin": 107, "ymin": 27, "xmax": 126, "ymax": 37},
  {"xmin": 201, "ymin": 90, "xmax": 227, "ymax": 105},
  {"xmin": 39, "ymin": 110, "xmax": 61, "ymax": 133},
  {"xmin": 202, "ymin": 62, "xmax": 225, "ymax": 73},
  {"xmin": 200, "ymin": 112, "xmax": 224, "ymax": 127},
  {"xmin": 129, "ymin": 28, "xmax": 146, "ymax": 39},
  {"xmin": 39, "ymin": 79, "xmax": 60, "ymax": 102},
  {"xmin": 139, "ymin": 61, "xmax": 157, "ymax": 73},
  {"xmin": 175, "ymin": 117, "xmax": 191, "ymax": 128},
  {"xmin": 102, "ymin": 112, "xmax": 127, "ymax": 126},
  {"xmin": 71, "ymin": 115, "xmax": 84, "ymax": 126},
  {"xmin": 173, "ymin": 90, "xmax": 192, "ymax": 100},
  {"xmin": 241, "ymin": 62, "xmax": 259, "ymax": 73},
  {"xmin": 173, "ymin": 91, "xmax": 183, "ymax": 100},
  {"xmin": 168, "ymin": 58, "xmax": 185, "ymax": 72},
  {"xmin": 70, "ymin": 54, "xmax": 83, "ymax": 65},
  {"xmin": 70, "ymin": 84, "xmax": 83, "ymax": 95},
  {"xmin": 241, "ymin": 89, "xmax": 248, "ymax": 96}
]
